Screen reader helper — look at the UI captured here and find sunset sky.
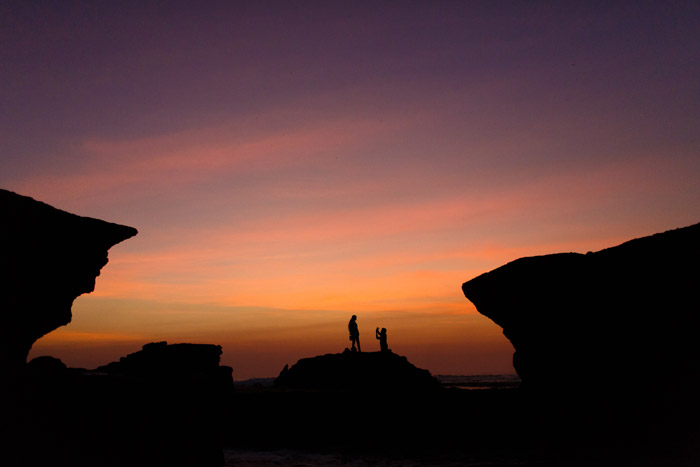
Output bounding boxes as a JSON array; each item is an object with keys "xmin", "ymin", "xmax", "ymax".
[{"xmin": 3, "ymin": 1, "xmax": 699, "ymax": 379}]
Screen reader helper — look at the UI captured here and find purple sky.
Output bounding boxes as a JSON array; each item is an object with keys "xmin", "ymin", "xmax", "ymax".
[{"xmin": 2, "ymin": 1, "xmax": 699, "ymax": 378}]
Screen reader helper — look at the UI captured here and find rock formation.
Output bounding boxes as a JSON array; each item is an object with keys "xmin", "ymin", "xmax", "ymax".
[
  {"xmin": 22, "ymin": 343, "xmax": 233, "ymax": 466},
  {"xmin": 1, "ymin": 190, "xmax": 237, "ymax": 465},
  {"xmin": 0, "ymin": 189, "xmax": 137, "ymax": 375},
  {"xmin": 274, "ymin": 349, "xmax": 440, "ymax": 391},
  {"xmin": 462, "ymin": 222, "xmax": 700, "ymax": 402},
  {"xmin": 95, "ymin": 341, "xmax": 234, "ymax": 389}
]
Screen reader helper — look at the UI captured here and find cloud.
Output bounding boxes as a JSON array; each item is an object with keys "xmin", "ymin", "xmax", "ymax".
[{"xmin": 9, "ymin": 104, "xmax": 425, "ymax": 205}]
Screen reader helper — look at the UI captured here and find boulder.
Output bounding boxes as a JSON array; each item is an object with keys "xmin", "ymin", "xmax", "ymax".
[
  {"xmin": 274, "ymin": 349, "xmax": 440, "ymax": 391},
  {"xmin": 95, "ymin": 341, "xmax": 234, "ymax": 389},
  {"xmin": 462, "ymin": 222, "xmax": 700, "ymax": 403},
  {"xmin": 22, "ymin": 343, "xmax": 233, "ymax": 466}
]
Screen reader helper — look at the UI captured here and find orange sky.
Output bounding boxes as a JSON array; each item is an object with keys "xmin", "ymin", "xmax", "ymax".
[{"xmin": 3, "ymin": 2, "xmax": 699, "ymax": 379}]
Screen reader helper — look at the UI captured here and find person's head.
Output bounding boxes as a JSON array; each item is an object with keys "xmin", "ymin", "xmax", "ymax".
[
  {"xmin": 381, "ymin": 328, "xmax": 386, "ymax": 334},
  {"xmin": 351, "ymin": 315, "xmax": 357, "ymax": 321}
]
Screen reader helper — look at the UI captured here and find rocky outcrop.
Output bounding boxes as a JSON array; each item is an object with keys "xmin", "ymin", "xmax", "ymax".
[
  {"xmin": 94, "ymin": 341, "xmax": 234, "ymax": 389},
  {"xmin": 274, "ymin": 349, "xmax": 440, "ymax": 391},
  {"xmin": 462, "ymin": 222, "xmax": 700, "ymax": 400},
  {"xmin": 0, "ymin": 189, "xmax": 137, "ymax": 374},
  {"xmin": 1, "ymin": 190, "xmax": 235, "ymax": 465},
  {"xmin": 22, "ymin": 343, "xmax": 233, "ymax": 466}
]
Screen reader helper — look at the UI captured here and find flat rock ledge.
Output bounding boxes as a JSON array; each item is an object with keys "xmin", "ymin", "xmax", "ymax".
[{"xmin": 274, "ymin": 349, "xmax": 440, "ymax": 391}]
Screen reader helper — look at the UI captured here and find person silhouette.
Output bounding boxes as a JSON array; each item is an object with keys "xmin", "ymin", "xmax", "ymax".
[
  {"xmin": 376, "ymin": 327, "xmax": 388, "ymax": 352},
  {"xmin": 348, "ymin": 315, "xmax": 361, "ymax": 352}
]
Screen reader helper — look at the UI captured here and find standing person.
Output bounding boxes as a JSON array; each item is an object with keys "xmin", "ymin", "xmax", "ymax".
[
  {"xmin": 348, "ymin": 315, "xmax": 361, "ymax": 352},
  {"xmin": 376, "ymin": 327, "xmax": 388, "ymax": 352}
]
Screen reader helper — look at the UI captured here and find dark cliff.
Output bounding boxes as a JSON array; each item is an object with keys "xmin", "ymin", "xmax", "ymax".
[
  {"xmin": 1, "ymin": 190, "xmax": 235, "ymax": 466},
  {"xmin": 462, "ymin": 222, "xmax": 700, "ymax": 402},
  {"xmin": 0, "ymin": 189, "xmax": 137, "ymax": 373}
]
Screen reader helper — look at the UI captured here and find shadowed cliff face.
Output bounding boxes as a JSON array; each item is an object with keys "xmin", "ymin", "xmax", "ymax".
[
  {"xmin": 0, "ymin": 189, "xmax": 137, "ymax": 372},
  {"xmin": 462, "ymin": 223, "xmax": 700, "ymax": 398}
]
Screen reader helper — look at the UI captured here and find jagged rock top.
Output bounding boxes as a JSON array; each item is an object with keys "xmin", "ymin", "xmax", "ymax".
[{"xmin": 95, "ymin": 341, "xmax": 226, "ymax": 379}]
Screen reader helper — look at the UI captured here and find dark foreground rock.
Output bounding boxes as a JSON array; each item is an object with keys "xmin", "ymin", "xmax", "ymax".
[
  {"xmin": 462, "ymin": 222, "xmax": 700, "ymax": 425},
  {"xmin": 227, "ymin": 381, "xmax": 699, "ymax": 466},
  {"xmin": 19, "ymin": 342, "xmax": 233, "ymax": 466},
  {"xmin": 0, "ymin": 189, "xmax": 137, "ymax": 379},
  {"xmin": 274, "ymin": 349, "xmax": 440, "ymax": 391},
  {"xmin": 1, "ymin": 190, "xmax": 230, "ymax": 466}
]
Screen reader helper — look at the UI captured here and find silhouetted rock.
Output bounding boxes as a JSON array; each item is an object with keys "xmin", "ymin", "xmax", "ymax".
[
  {"xmin": 274, "ymin": 349, "xmax": 439, "ymax": 391},
  {"xmin": 0, "ymin": 190, "xmax": 233, "ymax": 465},
  {"xmin": 26, "ymin": 355, "xmax": 68, "ymax": 376},
  {"xmin": 462, "ymin": 222, "xmax": 700, "ymax": 407},
  {"xmin": 94, "ymin": 341, "xmax": 234, "ymax": 390},
  {"xmin": 0, "ymin": 189, "xmax": 137, "ymax": 377},
  {"xmin": 20, "ymin": 342, "xmax": 233, "ymax": 466}
]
